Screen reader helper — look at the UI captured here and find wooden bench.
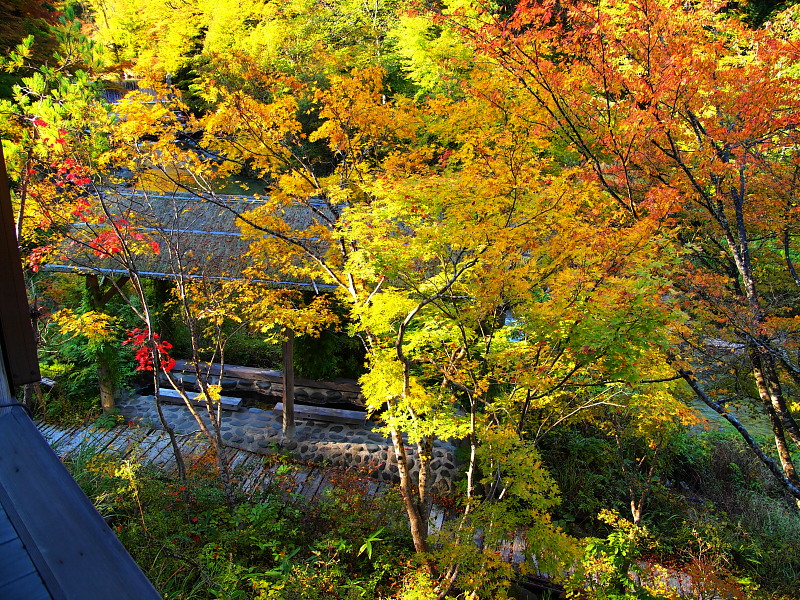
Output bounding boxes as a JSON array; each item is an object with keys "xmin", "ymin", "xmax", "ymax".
[
  {"xmin": 157, "ymin": 387, "xmax": 242, "ymax": 411},
  {"xmin": 273, "ymin": 402, "xmax": 366, "ymax": 425}
]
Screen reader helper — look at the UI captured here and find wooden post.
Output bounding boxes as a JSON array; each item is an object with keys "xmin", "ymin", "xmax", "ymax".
[
  {"xmin": 282, "ymin": 328, "xmax": 295, "ymax": 439},
  {"xmin": 0, "ymin": 144, "xmax": 40, "ymax": 387}
]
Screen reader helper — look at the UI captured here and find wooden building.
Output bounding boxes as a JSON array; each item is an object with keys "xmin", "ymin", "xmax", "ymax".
[{"xmin": 0, "ymin": 145, "xmax": 161, "ymax": 599}]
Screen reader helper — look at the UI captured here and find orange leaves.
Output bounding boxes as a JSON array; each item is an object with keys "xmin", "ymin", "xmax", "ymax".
[
  {"xmin": 480, "ymin": 0, "xmax": 800, "ymax": 227},
  {"xmin": 311, "ymin": 67, "xmax": 422, "ymax": 159}
]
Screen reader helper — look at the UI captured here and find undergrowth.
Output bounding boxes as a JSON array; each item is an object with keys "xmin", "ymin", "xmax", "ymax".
[{"xmin": 66, "ymin": 444, "xmax": 415, "ymax": 599}]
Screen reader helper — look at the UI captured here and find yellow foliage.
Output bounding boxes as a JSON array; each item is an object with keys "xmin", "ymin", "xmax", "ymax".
[{"xmin": 54, "ymin": 309, "xmax": 118, "ymax": 344}]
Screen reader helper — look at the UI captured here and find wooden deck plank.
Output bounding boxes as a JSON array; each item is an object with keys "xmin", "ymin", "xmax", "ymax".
[
  {"xmin": 104, "ymin": 427, "xmax": 146, "ymax": 456},
  {"xmin": 229, "ymin": 452, "xmax": 257, "ymax": 475},
  {"xmin": 50, "ymin": 426, "xmax": 91, "ymax": 457},
  {"xmin": 184, "ymin": 443, "xmax": 214, "ymax": 472},
  {"xmin": 124, "ymin": 430, "xmax": 165, "ymax": 462},
  {"xmin": 228, "ymin": 452, "xmax": 261, "ymax": 488},
  {"xmin": 119, "ymin": 430, "xmax": 155, "ymax": 459},
  {"xmin": 59, "ymin": 428, "xmax": 110, "ymax": 460},
  {"xmin": 274, "ymin": 402, "xmax": 365, "ymax": 425},
  {"xmin": 226, "ymin": 449, "xmax": 252, "ymax": 474},
  {"xmin": 36, "ymin": 424, "xmax": 64, "ymax": 445},
  {"xmin": 77, "ymin": 427, "xmax": 123, "ymax": 454},
  {"xmin": 364, "ymin": 478, "xmax": 381, "ymax": 498},
  {"xmin": 286, "ymin": 465, "xmax": 312, "ymax": 495},
  {"xmin": 239, "ymin": 458, "xmax": 272, "ymax": 496},
  {"xmin": 291, "ymin": 465, "xmax": 316, "ymax": 498},
  {"xmin": 35, "ymin": 422, "xmax": 58, "ymax": 439},
  {"xmin": 137, "ymin": 434, "xmax": 175, "ymax": 466},
  {"xmin": 117, "ymin": 428, "xmax": 153, "ymax": 455},
  {"xmin": 298, "ymin": 469, "xmax": 327, "ymax": 500},
  {"xmin": 152, "ymin": 434, "xmax": 195, "ymax": 473},
  {"xmin": 169, "ymin": 435, "xmax": 206, "ymax": 467},
  {"xmin": 45, "ymin": 425, "xmax": 77, "ymax": 451},
  {"xmin": 244, "ymin": 465, "xmax": 274, "ymax": 500},
  {"xmin": 149, "ymin": 440, "xmax": 182, "ymax": 472},
  {"xmin": 256, "ymin": 461, "xmax": 307, "ymax": 499}
]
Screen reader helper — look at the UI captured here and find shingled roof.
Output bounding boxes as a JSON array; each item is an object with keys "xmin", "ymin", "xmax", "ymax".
[{"xmin": 45, "ymin": 189, "xmax": 336, "ymax": 290}]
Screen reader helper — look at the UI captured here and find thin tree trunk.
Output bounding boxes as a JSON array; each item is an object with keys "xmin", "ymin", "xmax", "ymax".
[
  {"xmin": 677, "ymin": 367, "xmax": 800, "ymax": 500},
  {"xmin": 15, "ymin": 146, "xmax": 33, "ymax": 241},
  {"xmin": 97, "ymin": 360, "xmax": 115, "ymax": 412},
  {"xmin": 390, "ymin": 425, "xmax": 431, "ymax": 557},
  {"xmin": 193, "ymin": 362, "xmax": 236, "ymax": 510},
  {"xmin": 152, "ymin": 369, "xmax": 187, "ymax": 486},
  {"xmin": 168, "ymin": 268, "xmax": 238, "ymax": 507},
  {"xmin": 85, "ymin": 274, "xmax": 128, "ymax": 412},
  {"xmin": 751, "ymin": 347, "xmax": 800, "ymax": 450},
  {"xmin": 416, "ymin": 435, "xmax": 433, "ymax": 525}
]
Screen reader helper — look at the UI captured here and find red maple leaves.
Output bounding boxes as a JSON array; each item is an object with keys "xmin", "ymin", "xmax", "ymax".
[{"xmin": 123, "ymin": 328, "xmax": 176, "ymax": 372}]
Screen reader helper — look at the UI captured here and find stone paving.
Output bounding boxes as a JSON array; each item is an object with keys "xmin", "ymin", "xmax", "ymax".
[{"xmin": 117, "ymin": 393, "xmax": 458, "ymax": 493}]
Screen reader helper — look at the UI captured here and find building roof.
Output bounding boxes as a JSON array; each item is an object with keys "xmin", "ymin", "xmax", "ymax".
[
  {"xmin": 45, "ymin": 189, "xmax": 337, "ymax": 290},
  {"xmin": 0, "ymin": 404, "xmax": 162, "ymax": 600}
]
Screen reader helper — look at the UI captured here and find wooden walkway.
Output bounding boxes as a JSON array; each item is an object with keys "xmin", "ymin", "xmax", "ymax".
[
  {"xmin": 35, "ymin": 421, "xmax": 389, "ymax": 504},
  {"xmin": 36, "ymin": 422, "xmax": 521, "ymax": 562},
  {"xmin": 35, "ymin": 422, "xmax": 705, "ymax": 597}
]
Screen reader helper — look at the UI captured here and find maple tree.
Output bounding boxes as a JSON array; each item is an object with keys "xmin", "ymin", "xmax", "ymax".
[
  {"xmin": 13, "ymin": 0, "xmax": 800, "ymax": 594},
  {"xmin": 462, "ymin": 0, "xmax": 800, "ymax": 501},
  {"xmin": 51, "ymin": 19, "xmax": 698, "ymax": 590},
  {"xmin": 122, "ymin": 48, "xmax": 698, "ymax": 590}
]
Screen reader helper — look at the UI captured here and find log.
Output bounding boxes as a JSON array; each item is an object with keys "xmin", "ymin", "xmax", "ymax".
[
  {"xmin": 273, "ymin": 402, "xmax": 366, "ymax": 425},
  {"xmin": 170, "ymin": 360, "xmax": 362, "ymax": 394},
  {"xmin": 282, "ymin": 329, "xmax": 295, "ymax": 438},
  {"xmin": 157, "ymin": 387, "xmax": 242, "ymax": 411}
]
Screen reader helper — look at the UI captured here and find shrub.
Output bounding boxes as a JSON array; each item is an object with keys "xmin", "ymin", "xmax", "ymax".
[{"xmin": 64, "ymin": 447, "xmax": 414, "ymax": 599}]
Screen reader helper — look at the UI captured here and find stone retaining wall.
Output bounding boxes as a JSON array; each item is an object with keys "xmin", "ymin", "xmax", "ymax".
[{"xmin": 118, "ymin": 394, "xmax": 459, "ymax": 493}]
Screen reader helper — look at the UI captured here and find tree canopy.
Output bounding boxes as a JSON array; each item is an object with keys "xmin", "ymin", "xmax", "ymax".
[{"xmin": 5, "ymin": 0, "xmax": 800, "ymax": 597}]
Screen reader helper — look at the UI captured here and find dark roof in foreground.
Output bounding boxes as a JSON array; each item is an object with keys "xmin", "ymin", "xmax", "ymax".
[{"xmin": 0, "ymin": 405, "xmax": 162, "ymax": 600}]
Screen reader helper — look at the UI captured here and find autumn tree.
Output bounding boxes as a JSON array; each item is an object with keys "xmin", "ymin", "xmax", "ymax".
[
  {"xmin": 120, "ymin": 48, "xmax": 700, "ymax": 593},
  {"xmin": 0, "ymin": 8, "xmax": 124, "ymax": 411},
  {"xmin": 464, "ymin": 0, "xmax": 800, "ymax": 501},
  {"xmin": 19, "ymin": 1, "xmax": 730, "ymax": 590}
]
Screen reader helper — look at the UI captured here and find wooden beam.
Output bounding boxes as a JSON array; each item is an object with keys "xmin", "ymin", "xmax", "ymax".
[
  {"xmin": 0, "ymin": 145, "xmax": 40, "ymax": 386},
  {"xmin": 86, "ymin": 274, "xmax": 129, "ymax": 309},
  {"xmin": 157, "ymin": 387, "xmax": 242, "ymax": 411},
  {"xmin": 282, "ymin": 328, "xmax": 295, "ymax": 438},
  {"xmin": 169, "ymin": 360, "xmax": 363, "ymax": 394},
  {"xmin": 100, "ymin": 277, "xmax": 130, "ymax": 306},
  {"xmin": 273, "ymin": 402, "xmax": 366, "ymax": 425}
]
